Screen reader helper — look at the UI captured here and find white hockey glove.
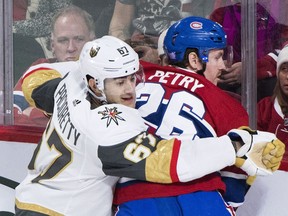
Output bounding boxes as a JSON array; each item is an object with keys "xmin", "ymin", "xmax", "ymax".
[{"xmin": 228, "ymin": 127, "xmax": 285, "ymax": 176}]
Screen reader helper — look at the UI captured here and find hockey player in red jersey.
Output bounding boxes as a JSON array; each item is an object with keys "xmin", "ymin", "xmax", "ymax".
[
  {"xmin": 112, "ymin": 16, "xmax": 284, "ymax": 215},
  {"xmin": 15, "ymin": 35, "xmax": 284, "ymax": 215}
]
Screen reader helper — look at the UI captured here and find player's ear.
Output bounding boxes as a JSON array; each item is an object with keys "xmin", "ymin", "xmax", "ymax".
[
  {"xmin": 88, "ymin": 78, "xmax": 102, "ymax": 95},
  {"xmin": 188, "ymin": 52, "xmax": 199, "ymax": 70}
]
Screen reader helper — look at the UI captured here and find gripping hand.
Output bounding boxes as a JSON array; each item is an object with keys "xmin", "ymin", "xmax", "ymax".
[
  {"xmin": 262, "ymin": 139, "xmax": 285, "ymax": 171},
  {"xmin": 228, "ymin": 127, "xmax": 285, "ymax": 176}
]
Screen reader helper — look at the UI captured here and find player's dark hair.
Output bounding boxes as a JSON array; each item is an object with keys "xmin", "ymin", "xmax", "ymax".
[{"xmin": 170, "ymin": 48, "xmax": 206, "ymax": 76}]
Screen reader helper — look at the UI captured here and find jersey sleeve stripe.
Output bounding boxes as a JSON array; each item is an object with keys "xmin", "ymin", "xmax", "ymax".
[
  {"xmin": 145, "ymin": 139, "xmax": 176, "ymax": 183},
  {"xmin": 170, "ymin": 139, "xmax": 181, "ymax": 182}
]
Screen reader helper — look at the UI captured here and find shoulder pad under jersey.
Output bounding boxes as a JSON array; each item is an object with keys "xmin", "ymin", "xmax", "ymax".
[{"xmin": 88, "ymin": 104, "xmax": 147, "ymax": 146}]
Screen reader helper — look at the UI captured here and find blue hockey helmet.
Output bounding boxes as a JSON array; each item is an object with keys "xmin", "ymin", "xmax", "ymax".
[{"xmin": 164, "ymin": 16, "xmax": 227, "ymax": 64}]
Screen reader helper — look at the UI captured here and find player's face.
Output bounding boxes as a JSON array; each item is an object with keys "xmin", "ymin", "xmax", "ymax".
[
  {"xmin": 203, "ymin": 49, "xmax": 226, "ymax": 85},
  {"xmin": 104, "ymin": 74, "xmax": 137, "ymax": 108},
  {"xmin": 51, "ymin": 14, "xmax": 94, "ymax": 62},
  {"xmin": 279, "ymin": 62, "xmax": 288, "ymax": 96}
]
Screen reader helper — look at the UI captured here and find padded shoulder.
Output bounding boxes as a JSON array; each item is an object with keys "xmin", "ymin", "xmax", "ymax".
[{"xmin": 88, "ymin": 104, "xmax": 147, "ymax": 146}]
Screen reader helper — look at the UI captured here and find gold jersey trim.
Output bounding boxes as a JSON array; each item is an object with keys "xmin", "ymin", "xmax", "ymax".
[{"xmin": 15, "ymin": 199, "xmax": 64, "ymax": 216}]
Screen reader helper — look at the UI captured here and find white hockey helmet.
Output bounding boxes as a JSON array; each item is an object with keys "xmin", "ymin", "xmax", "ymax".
[{"xmin": 79, "ymin": 36, "xmax": 143, "ymax": 92}]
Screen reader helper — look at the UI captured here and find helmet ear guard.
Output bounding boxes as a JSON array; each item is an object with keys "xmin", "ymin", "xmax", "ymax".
[{"xmin": 164, "ymin": 16, "xmax": 227, "ymax": 64}]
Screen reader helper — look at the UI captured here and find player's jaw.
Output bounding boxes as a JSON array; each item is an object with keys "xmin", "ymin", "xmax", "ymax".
[
  {"xmin": 105, "ymin": 92, "xmax": 136, "ymax": 108},
  {"xmin": 118, "ymin": 93, "xmax": 136, "ymax": 108}
]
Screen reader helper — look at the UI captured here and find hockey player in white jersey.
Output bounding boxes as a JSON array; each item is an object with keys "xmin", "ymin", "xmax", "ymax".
[{"xmin": 15, "ymin": 36, "xmax": 285, "ymax": 215}]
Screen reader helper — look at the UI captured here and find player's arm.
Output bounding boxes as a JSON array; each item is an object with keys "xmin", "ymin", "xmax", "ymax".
[
  {"xmin": 100, "ymin": 131, "xmax": 284, "ymax": 184},
  {"xmin": 98, "ymin": 131, "xmax": 236, "ymax": 183},
  {"xmin": 21, "ymin": 66, "xmax": 63, "ymax": 114},
  {"xmin": 97, "ymin": 105, "xmax": 284, "ymax": 184},
  {"xmin": 95, "ymin": 104, "xmax": 235, "ymax": 183}
]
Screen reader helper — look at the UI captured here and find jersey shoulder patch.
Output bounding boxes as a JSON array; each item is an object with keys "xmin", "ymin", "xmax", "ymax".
[{"xmin": 91, "ymin": 104, "xmax": 147, "ymax": 146}]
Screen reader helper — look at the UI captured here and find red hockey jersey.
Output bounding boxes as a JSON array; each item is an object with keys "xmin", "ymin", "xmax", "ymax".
[{"xmin": 113, "ymin": 61, "xmax": 249, "ymax": 205}]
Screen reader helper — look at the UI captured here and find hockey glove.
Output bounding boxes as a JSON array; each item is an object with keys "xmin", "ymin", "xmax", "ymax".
[
  {"xmin": 228, "ymin": 127, "xmax": 285, "ymax": 176},
  {"xmin": 262, "ymin": 139, "xmax": 285, "ymax": 171}
]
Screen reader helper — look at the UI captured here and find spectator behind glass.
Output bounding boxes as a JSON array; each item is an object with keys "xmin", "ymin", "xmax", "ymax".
[
  {"xmin": 13, "ymin": 5, "xmax": 96, "ymax": 128},
  {"xmin": 156, "ymin": 28, "xmax": 169, "ymax": 66},
  {"xmin": 13, "ymin": 0, "xmax": 73, "ymax": 61},
  {"xmin": 72, "ymin": 0, "xmax": 116, "ymax": 38},
  {"xmin": 108, "ymin": 0, "xmax": 195, "ymax": 64},
  {"xmin": 13, "ymin": 0, "xmax": 46, "ymax": 85},
  {"xmin": 50, "ymin": 5, "xmax": 96, "ymax": 62},
  {"xmin": 257, "ymin": 45, "xmax": 288, "ymax": 171},
  {"xmin": 209, "ymin": 1, "xmax": 281, "ymax": 99}
]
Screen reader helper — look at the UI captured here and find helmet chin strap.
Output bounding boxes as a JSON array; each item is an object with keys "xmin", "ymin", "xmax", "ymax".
[{"xmin": 87, "ymin": 87, "xmax": 107, "ymax": 105}]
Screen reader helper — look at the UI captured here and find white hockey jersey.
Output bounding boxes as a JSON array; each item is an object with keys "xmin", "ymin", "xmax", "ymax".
[{"xmin": 16, "ymin": 69, "xmax": 149, "ymax": 216}]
